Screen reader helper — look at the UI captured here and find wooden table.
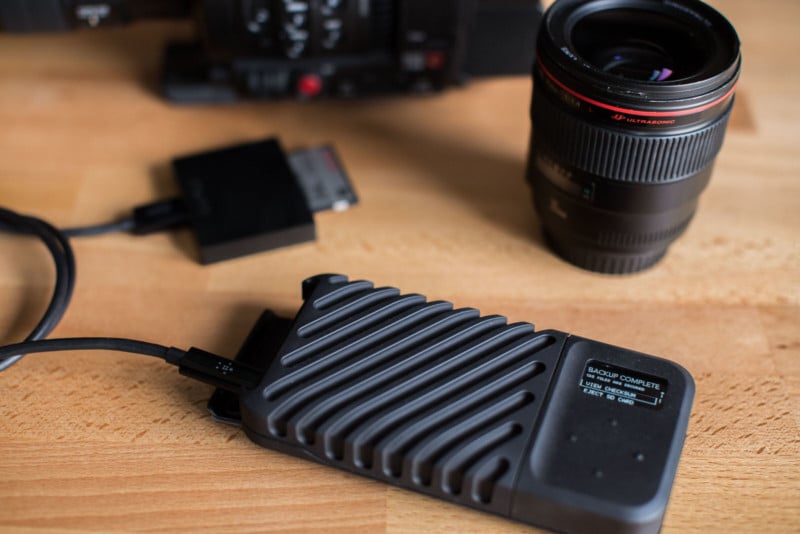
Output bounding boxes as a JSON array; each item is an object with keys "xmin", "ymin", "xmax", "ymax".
[{"xmin": 1, "ymin": 1, "xmax": 797, "ymax": 532}]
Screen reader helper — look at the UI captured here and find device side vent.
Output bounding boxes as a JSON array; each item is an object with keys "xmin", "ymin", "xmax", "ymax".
[
  {"xmin": 254, "ymin": 277, "xmax": 566, "ymax": 513},
  {"xmin": 298, "ymin": 287, "xmax": 401, "ymax": 336},
  {"xmin": 263, "ymin": 306, "xmax": 481, "ymax": 403},
  {"xmin": 264, "ymin": 307, "xmax": 482, "ymax": 434},
  {"xmin": 312, "ymin": 280, "xmax": 375, "ymax": 311},
  {"xmin": 296, "ymin": 320, "xmax": 529, "ymax": 446},
  {"xmin": 374, "ymin": 362, "xmax": 541, "ymax": 476},
  {"xmin": 273, "ymin": 317, "xmax": 513, "ymax": 440},
  {"xmin": 373, "ymin": 363, "xmax": 543, "ymax": 478},
  {"xmin": 441, "ymin": 422, "xmax": 523, "ymax": 496},
  {"xmin": 281, "ymin": 293, "xmax": 428, "ymax": 367},
  {"xmin": 471, "ymin": 457, "xmax": 511, "ymax": 505},
  {"xmin": 410, "ymin": 392, "xmax": 533, "ymax": 487}
]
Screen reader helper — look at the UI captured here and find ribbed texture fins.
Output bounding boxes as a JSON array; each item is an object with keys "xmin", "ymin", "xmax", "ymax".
[
  {"xmin": 368, "ymin": 361, "xmax": 541, "ymax": 474},
  {"xmin": 472, "ymin": 457, "xmax": 511, "ymax": 504},
  {"xmin": 412, "ymin": 398, "xmax": 530, "ymax": 486},
  {"xmin": 441, "ymin": 424, "xmax": 520, "ymax": 496},
  {"xmin": 269, "ymin": 311, "xmax": 497, "ymax": 437},
  {"xmin": 281, "ymin": 293, "xmax": 427, "ymax": 367},
  {"xmin": 312, "ymin": 280, "xmax": 377, "ymax": 310},
  {"xmin": 263, "ymin": 306, "xmax": 479, "ymax": 402},
  {"xmin": 254, "ymin": 277, "xmax": 564, "ymax": 511},
  {"xmin": 532, "ymin": 91, "xmax": 733, "ymax": 183},
  {"xmin": 309, "ymin": 321, "xmax": 527, "ymax": 452}
]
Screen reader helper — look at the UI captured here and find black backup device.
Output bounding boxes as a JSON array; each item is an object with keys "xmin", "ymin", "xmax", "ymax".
[{"xmin": 208, "ymin": 274, "xmax": 695, "ymax": 534}]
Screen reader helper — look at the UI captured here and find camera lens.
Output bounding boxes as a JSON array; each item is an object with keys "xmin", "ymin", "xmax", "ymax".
[{"xmin": 527, "ymin": 0, "xmax": 741, "ymax": 274}]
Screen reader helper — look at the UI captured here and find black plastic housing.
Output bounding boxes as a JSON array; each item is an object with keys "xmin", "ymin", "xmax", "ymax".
[
  {"xmin": 211, "ymin": 274, "xmax": 694, "ymax": 533},
  {"xmin": 174, "ymin": 139, "xmax": 315, "ymax": 264},
  {"xmin": 0, "ymin": 0, "xmax": 543, "ymax": 102}
]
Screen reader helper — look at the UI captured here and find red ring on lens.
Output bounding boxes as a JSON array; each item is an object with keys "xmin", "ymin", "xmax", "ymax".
[{"xmin": 537, "ymin": 56, "xmax": 736, "ymax": 118}]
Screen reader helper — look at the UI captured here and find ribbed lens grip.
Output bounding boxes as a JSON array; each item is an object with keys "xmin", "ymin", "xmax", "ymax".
[
  {"xmin": 544, "ymin": 235, "xmax": 668, "ymax": 275},
  {"xmin": 532, "ymin": 92, "xmax": 733, "ymax": 183}
]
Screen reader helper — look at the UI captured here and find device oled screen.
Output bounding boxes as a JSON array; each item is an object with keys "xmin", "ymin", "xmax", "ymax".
[{"xmin": 579, "ymin": 360, "xmax": 668, "ymax": 410}]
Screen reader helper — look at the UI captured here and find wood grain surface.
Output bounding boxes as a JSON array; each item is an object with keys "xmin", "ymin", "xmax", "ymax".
[{"xmin": 1, "ymin": 0, "xmax": 798, "ymax": 532}]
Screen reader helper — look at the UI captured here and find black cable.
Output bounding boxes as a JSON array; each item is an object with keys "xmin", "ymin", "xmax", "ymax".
[
  {"xmin": 60, "ymin": 197, "xmax": 189, "ymax": 237},
  {"xmin": 0, "ymin": 216, "xmax": 134, "ymax": 238},
  {"xmin": 0, "ymin": 207, "xmax": 76, "ymax": 371},
  {"xmin": 0, "ymin": 199, "xmax": 186, "ymax": 371},
  {"xmin": 0, "ymin": 337, "xmax": 262, "ymax": 391},
  {"xmin": 63, "ymin": 218, "xmax": 136, "ymax": 238},
  {"xmin": 0, "ymin": 338, "xmax": 185, "ymax": 363},
  {"xmin": 0, "ymin": 198, "xmax": 188, "ymax": 239},
  {"xmin": 0, "ymin": 205, "xmax": 262, "ymax": 391}
]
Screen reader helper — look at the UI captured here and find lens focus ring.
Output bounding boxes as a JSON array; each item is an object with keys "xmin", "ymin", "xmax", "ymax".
[{"xmin": 532, "ymin": 89, "xmax": 733, "ymax": 183}]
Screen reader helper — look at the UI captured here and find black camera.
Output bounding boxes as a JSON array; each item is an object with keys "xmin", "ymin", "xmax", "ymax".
[{"xmin": 0, "ymin": 0, "xmax": 543, "ymax": 102}]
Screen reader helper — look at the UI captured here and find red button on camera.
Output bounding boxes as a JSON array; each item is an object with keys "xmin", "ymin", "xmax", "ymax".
[
  {"xmin": 297, "ymin": 74, "xmax": 323, "ymax": 97},
  {"xmin": 425, "ymin": 51, "xmax": 446, "ymax": 70}
]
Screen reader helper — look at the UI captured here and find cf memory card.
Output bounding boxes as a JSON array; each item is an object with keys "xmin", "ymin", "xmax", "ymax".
[{"xmin": 289, "ymin": 146, "xmax": 359, "ymax": 213}]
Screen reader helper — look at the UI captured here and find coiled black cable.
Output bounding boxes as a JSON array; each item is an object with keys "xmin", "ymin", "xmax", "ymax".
[
  {"xmin": 0, "ymin": 206, "xmax": 77, "ymax": 371},
  {"xmin": 0, "ymin": 206, "xmax": 258, "ymax": 393}
]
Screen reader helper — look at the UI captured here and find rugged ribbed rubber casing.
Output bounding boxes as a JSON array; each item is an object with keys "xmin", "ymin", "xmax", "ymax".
[{"xmin": 231, "ymin": 275, "xmax": 694, "ymax": 533}]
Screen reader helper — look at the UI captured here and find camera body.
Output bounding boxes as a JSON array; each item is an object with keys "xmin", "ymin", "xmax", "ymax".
[{"xmin": 0, "ymin": 0, "xmax": 542, "ymax": 102}]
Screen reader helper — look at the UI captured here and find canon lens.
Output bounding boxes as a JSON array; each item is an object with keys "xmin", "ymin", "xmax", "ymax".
[{"xmin": 527, "ymin": 0, "xmax": 741, "ymax": 273}]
